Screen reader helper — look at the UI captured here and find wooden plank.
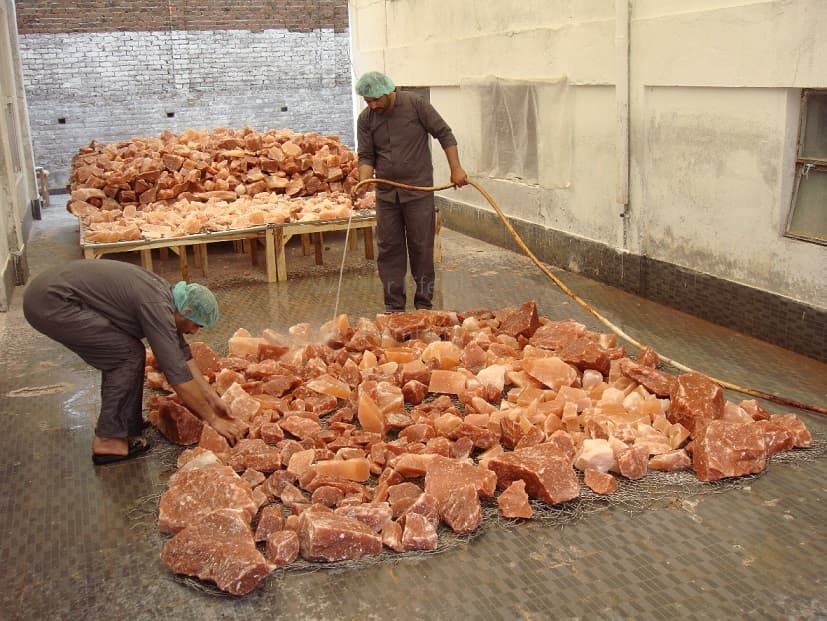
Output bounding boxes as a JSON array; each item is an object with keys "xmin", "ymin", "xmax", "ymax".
[
  {"xmin": 314, "ymin": 232, "xmax": 324, "ymax": 265},
  {"xmin": 265, "ymin": 228, "xmax": 276, "ymax": 283},
  {"xmin": 276, "ymin": 226, "xmax": 287, "ymax": 282},
  {"xmin": 301, "ymin": 234, "xmax": 311, "ymax": 256},
  {"xmin": 178, "ymin": 246, "xmax": 189, "ymax": 281},
  {"xmin": 141, "ymin": 249, "xmax": 153, "ymax": 272}
]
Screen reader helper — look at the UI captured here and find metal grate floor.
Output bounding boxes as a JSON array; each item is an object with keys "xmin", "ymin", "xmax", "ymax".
[{"xmin": 1, "ymin": 207, "xmax": 824, "ymax": 621}]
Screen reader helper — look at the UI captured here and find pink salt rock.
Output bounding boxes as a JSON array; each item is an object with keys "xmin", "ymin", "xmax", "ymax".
[
  {"xmin": 584, "ymin": 468, "xmax": 618, "ymax": 495},
  {"xmin": 522, "ymin": 356, "xmax": 578, "ymax": 391},
  {"xmin": 401, "ymin": 511, "xmax": 439, "ymax": 551},
  {"xmin": 668, "ymin": 373, "xmax": 725, "ymax": 435},
  {"xmin": 313, "ymin": 458, "xmax": 371, "ymax": 482},
  {"xmin": 573, "ymin": 439, "xmax": 615, "ymax": 473},
  {"xmin": 286, "ymin": 448, "xmax": 316, "ymax": 478},
  {"xmin": 381, "ymin": 520, "xmax": 405, "ymax": 552},
  {"xmin": 619, "ymin": 359, "xmax": 676, "ymax": 397},
  {"xmin": 384, "ymin": 311, "xmax": 431, "ymax": 341},
  {"xmin": 188, "ymin": 341, "xmax": 222, "ymax": 381},
  {"xmin": 311, "ymin": 485, "xmax": 345, "ymax": 508},
  {"xmin": 424, "ymin": 456, "xmax": 497, "ymax": 499},
  {"xmin": 488, "ymin": 443, "xmax": 580, "ymax": 504},
  {"xmin": 387, "ymin": 482, "xmax": 424, "ymax": 517},
  {"xmin": 215, "ymin": 367, "xmax": 245, "ymax": 395},
  {"xmin": 693, "ymin": 420, "xmax": 767, "ymax": 482},
  {"xmin": 199, "ymin": 423, "xmax": 231, "ymax": 454},
  {"xmin": 762, "ymin": 413, "xmax": 813, "ymax": 448},
  {"xmin": 497, "ymin": 479, "xmax": 533, "ymax": 519},
  {"xmin": 648, "ymin": 449, "xmax": 691, "ymax": 472},
  {"xmin": 428, "ymin": 369, "xmax": 467, "ymax": 395},
  {"xmin": 241, "ymin": 469, "xmax": 266, "ymax": 488},
  {"xmin": 254, "ymin": 504, "xmax": 285, "ymax": 542},
  {"xmin": 298, "ymin": 511, "xmax": 382, "ymax": 562},
  {"xmin": 279, "ymin": 415, "xmax": 321, "ymax": 440},
  {"xmin": 493, "ymin": 301, "xmax": 540, "ymax": 338},
  {"xmin": 556, "ymin": 337, "xmax": 611, "ymax": 376},
  {"xmin": 439, "ymin": 483, "xmax": 482, "ymax": 534},
  {"xmin": 161, "ymin": 508, "xmax": 274, "ymax": 596},
  {"xmin": 402, "ymin": 492, "xmax": 441, "ymax": 530},
  {"xmin": 265, "ymin": 530, "xmax": 300, "ymax": 567},
  {"xmin": 616, "ymin": 445, "xmax": 649, "ymax": 480},
  {"xmin": 148, "ymin": 400, "xmax": 203, "ymax": 445},
  {"xmin": 402, "ymin": 380, "xmax": 429, "ymax": 405},
  {"xmin": 260, "ymin": 422, "xmax": 285, "ymax": 444},
  {"xmin": 756, "ymin": 420, "xmax": 795, "ymax": 456},
  {"xmin": 227, "ymin": 439, "xmax": 282, "ymax": 473},
  {"xmin": 159, "ymin": 464, "xmax": 258, "ymax": 534},
  {"xmin": 334, "ymin": 502, "xmax": 393, "ymax": 532}
]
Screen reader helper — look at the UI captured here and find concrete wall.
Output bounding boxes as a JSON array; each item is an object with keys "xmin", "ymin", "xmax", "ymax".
[
  {"xmin": 15, "ymin": 0, "xmax": 354, "ymax": 189},
  {"xmin": 349, "ymin": 0, "xmax": 827, "ymax": 358}
]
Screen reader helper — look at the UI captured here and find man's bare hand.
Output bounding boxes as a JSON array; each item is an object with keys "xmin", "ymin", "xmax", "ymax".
[
  {"xmin": 209, "ymin": 416, "xmax": 246, "ymax": 447},
  {"xmin": 451, "ymin": 167, "xmax": 469, "ymax": 187}
]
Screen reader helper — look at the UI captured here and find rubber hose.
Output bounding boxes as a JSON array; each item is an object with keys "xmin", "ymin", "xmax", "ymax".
[{"xmin": 354, "ymin": 177, "xmax": 827, "ymax": 416}]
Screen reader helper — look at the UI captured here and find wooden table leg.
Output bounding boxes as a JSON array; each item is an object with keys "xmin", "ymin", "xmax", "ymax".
[
  {"xmin": 364, "ymin": 227, "xmax": 375, "ymax": 260},
  {"xmin": 178, "ymin": 246, "xmax": 189, "ymax": 281},
  {"xmin": 199, "ymin": 244, "xmax": 208, "ymax": 276},
  {"xmin": 348, "ymin": 227, "xmax": 358, "ymax": 251},
  {"xmin": 301, "ymin": 234, "xmax": 310, "ymax": 256},
  {"xmin": 276, "ymin": 227, "xmax": 288, "ymax": 281},
  {"xmin": 265, "ymin": 229, "xmax": 276, "ymax": 283},
  {"xmin": 314, "ymin": 232, "xmax": 324, "ymax": 265},
  {"xmin": 141, "ymin": 249, "xmax": 153, "ymax": 272}
]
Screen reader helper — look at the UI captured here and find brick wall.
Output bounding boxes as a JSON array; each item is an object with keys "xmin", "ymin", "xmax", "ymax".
[{"xmin": 15, "ymin": 1, "xmax": 353, "ymax": 189}]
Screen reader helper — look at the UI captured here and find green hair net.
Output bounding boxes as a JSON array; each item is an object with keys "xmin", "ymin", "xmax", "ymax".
[
  {"xmin": 355, "ymin": 71, "xmax": 395, "ymax": 98},
  {"xmin": 172, "ymin": 281, "xmax": 219, "ymax": 328}
]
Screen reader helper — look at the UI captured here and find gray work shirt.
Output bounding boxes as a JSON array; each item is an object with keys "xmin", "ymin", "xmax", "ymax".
[
  {"xmin": 357, "ymin": 90, "xmax": 458, "ymax": 203},
  {"xmin": 46, "ymin": 259, "xmax": 193, "ymax": 384}
]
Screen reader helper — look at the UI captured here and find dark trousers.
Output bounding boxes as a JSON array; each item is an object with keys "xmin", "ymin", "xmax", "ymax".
[
  {"xmin": 375, "ymin": 193, "xmax": 436, "ymax": 311},
  {"xmin": 23, "ymin": 278, "xmax": 146, "ymax": 439}
]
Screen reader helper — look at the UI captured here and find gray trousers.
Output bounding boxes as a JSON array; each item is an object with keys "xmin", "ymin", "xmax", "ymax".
[
  {"xmin": 375, "ymin": 193, "xmax": 436, "ymax": 311},
  {"xmin": 23, "ymin": 279, "xmax": 147, "ymax": 439}
]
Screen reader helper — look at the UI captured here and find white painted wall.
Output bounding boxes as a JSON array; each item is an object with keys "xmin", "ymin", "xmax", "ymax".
[{"xmin": 349, "ymin": 0, "xmax": 827, "ymax": 310}]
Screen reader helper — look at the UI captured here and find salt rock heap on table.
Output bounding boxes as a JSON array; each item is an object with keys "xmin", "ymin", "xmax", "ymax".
[
  {"xmin": 67, "ymin": 127, "xmax": 374, "ymax": 244},
  {"xmin": 149, "ymin": 301, "xmax": 814, "ymax": 596}
]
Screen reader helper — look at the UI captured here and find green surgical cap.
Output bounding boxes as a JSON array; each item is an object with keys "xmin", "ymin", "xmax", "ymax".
[
  {"xmin": 172, "ymin": 281, "xmax": 219, "ymax": 328},
  {"xmin": 355, "ymin": 71, "xmax": 395, "ymax": 98}
]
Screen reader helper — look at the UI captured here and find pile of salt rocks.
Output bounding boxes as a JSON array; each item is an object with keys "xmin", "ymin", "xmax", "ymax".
[{"xmin": 146, "ymin": 301, "xmax": 813, "ymax": 596}]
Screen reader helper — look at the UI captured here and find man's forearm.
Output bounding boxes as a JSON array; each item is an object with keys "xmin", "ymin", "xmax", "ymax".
[{"xmin": 358, "ymin": 163, "xmax": 375, "ymax": 182}]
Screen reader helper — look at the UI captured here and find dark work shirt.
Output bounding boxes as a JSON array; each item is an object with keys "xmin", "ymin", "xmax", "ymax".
[
  {"xmin": 46, "ymin": 259, "xmax": 193, "ymax": 384},
  {"xmin": 357, "ymin": 90, "xmax": 458, "ymax": 203}
]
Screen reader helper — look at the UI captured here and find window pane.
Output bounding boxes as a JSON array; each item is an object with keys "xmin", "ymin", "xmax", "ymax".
[
  {"xmin": 801, "ymin": 93, "xmax": 827, "ymax": 160},
  {"xmin": 788, "ymin": 167, "xmax": 827, "ymax": 242}
]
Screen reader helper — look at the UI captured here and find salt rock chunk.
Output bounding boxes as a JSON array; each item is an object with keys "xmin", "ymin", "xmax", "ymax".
[
  {"xmin": 648, "ymin": 449, "xmax": 691, "ymax": 472},
  {"xmin": 311, "ymin": 485, "xmax": 344, "ymax": 508},
  {"xmin": 161, "ymin": 508, "xmax": 274, "ymax": 596},
  {"xmin": 223, "ymin": 383, "xmax": 262, "ymax": 421},
  {"xmin": 497, "ymin": 479, "xmax": 533, "ymax": 519},
  {"xmin": 254, "ymin": 504, "xmax": 284, "ymax": 542},
  {"xmin": 555, "ymin": 337, "xmax": 611, "ymax": 376},
  {"xmin": 439, "ymin": 482, "xmax": 482, "ymax": 534},
  {"xmin": 401, "ymin": 511, "xmax": 439, "ymax": 551},
  {"xmin": 148, "ymin": 400, "xmax": 203, "ymax": 446},
  {"xmin": 381, "ymin": 520, "xmax": 405, "ymax": 552},
  {"xmin": 215, "ymin": 368, "xmax": 245, "ymax": 395},
  {"xmin": 668, "ymin": 373, "xmax": 724, "ymax": 435},
  {"xmin": 265, "ymin": 530, "xmax": 300, "ymax": 567},
  {"xmin": 428, "ymin": 369, "xmax": 467, "ymax": 395},
  {"xmin": 522, "ymin": 356, "xmax": 578, "ymax": 391},
  {"xmin": 425, "ymin": 456, "xmax": 497, "ymax": 500},
  {"xmin": 402, "ymin": 379, "xmax": 428, "ymax": 405},
  {"xmin": 305, "ymin": 373, "xmax": 351, "ymax": 399},
  {"xmin": 489, "ymin": 443, "xmax": 580, "ymax": 505},
  {"xmin": 334, "ymin": 502, "xmax": 393, "ymax": 532},
  {"xmin": 392, "ymin": 452, "xmax": 440, "ymax": 478},
  {"xmin": 619, "ymin": 359, "xmax": 676, "ymax": 397},
  {"xmin": 693, "ymin": 420, "xmax": 767, "ymax": 482},
  {"xmin": 357, "ymin": 389, "xmax": 385, "ymax": 434},
  {"xmin": 401, "ymin": 359, "xmax": 431, "ymax": 385},
  {"xmin": 159, "ymin": 464, "xmax": 257, "ymax": 534},
  {"xmin": 189, "ymin": 341, "xmax": 222, "ymax": 381},
  {"xmin": 573, "ymin": 438, "xmax": 615, "ymax": 473},
  {"xmin": 228, "ymin": 333, "xmax": 267, "ymax": 360},
  {"xmin": 421, "ymin": 340, "xmax": 462, "ymax": 370},
  {"xmin": 388, "ymin": 482, "xmax": 424, "ymax": 517},
  {"xmin": 241, "ymin": 469, "xmax": 266, "ymax": 488},
  {"xmin": 493, "ymin": 301, "xmax": 540, "ymax": 338},
  {"xmin": 286, "ymin": 448, "xmax": 316, "ymax": 478},
  {"xmin": 384, "ymin": 311, "xmax": 431, "ymax": 341},
  {"xmin": 279, "ymin": 415, "xmax": 321, "ymax": 440},
  {"xmin": 584, "ymin": 468, "xmax": 618, "ymax": 495},
  {"xmin": 199, "ymin": 423, "xmax": 231, "ymax": 454},
  {"xmin": 738, "ymin": 399, "xmax": 772, "ymax": 421},
  {"xmin": 227, "ymin": 439, "xmax": 282, "ymax": 473},
  {"xmin": 313, "ymin": 458, "xmax": 371, "ymax": 482},
  {"xmin": 298, "ymin": 511, "xmax": 382, "ymax": 562},
  {"xmin": 402, "ymin": 492, "xmax": 441, "ymax": 530},
  {"xmin": 616, "ymin": 445, "xmax": 649, "ymax": 480},
  {"xmin": 761, "ymin": 413, "xmax": 812, "ymax": 448}
]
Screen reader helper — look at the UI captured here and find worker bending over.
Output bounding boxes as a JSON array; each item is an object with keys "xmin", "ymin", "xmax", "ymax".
[
  {"xmin": 23, "ymin": 259, "xmax": 245, "ymax": 465},
  {"xmin": 355, "ymin": 70, "xmax": 468, "ymax": 313}
]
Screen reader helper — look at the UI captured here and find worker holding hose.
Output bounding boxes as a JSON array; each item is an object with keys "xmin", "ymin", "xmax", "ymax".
[
  {"xmin": 23, "ymin": 260, "xmax": 246, "ymax": 464},
  {"xmin": 354, "ymin": 71, "xmax": 468, "ymax": 313}
]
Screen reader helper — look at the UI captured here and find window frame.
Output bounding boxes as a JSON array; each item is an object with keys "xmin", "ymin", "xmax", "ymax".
[{"xmin": 785, "ymin": 89, "xmax": 827, "ymax": 246}]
